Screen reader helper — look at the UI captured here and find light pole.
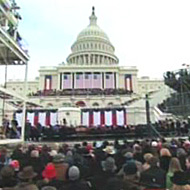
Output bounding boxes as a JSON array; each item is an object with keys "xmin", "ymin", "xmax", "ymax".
[
  {"xmin": 145, "ymin": 93, "xmax": 152, "ymax": 138},
  {"xmin": 180, "ymin": 63, "xmax": 189, "ymax": 118}
]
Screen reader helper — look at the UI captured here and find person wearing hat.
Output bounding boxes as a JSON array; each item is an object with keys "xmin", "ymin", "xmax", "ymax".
[
  {"xmin": 52, "ymin": 153, "xmax": 69, "ymax": 182},
  {"xmin": 61, "ymin": 166, "xmax": 91, "ymax": 190},
  {"xmin": 90, "ymin": 157, "xmax": 117, "ymax": 190},
  {"xmin": 171, "ymin": 171, "xmax": 190, "ymax": 190},
  {"xmin": 16, "ymin": 166, "xmax": 38, "ymax": 189},
  {"xmin": 0, "ymin": 165, "xmax": 17, "ymax": 188},
  {"xmin": 42, "ymin": 163, "xmax": 56, "ymax": 180},
  {"xmin": 122, "ymin": 162, "xmax": 143, "ymax": 190},
  {"xmin": 103, "ymin": 146, "xmax": 116, "ymax": 155},
  {"xmin": 140, "ymin": 156, "xmax": 166, "ymax": 189},
  {"xmin": 29, "ymin": 150, "xmax": 44, "ymax": 179},
  {"xmin": 38, "ymin": 163, "xmax": 60, "ymax": 189},
  {"xmin": 118, "ymin": 152, "xmax": 142, "ymax": 176},
  {"xmin": 18, "ymin": 166, "xmax": 37, "ymax": 181}
]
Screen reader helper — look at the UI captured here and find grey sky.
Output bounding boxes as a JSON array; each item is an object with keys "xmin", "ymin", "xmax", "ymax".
[{"xmin": 2, "ymin": 0, "xmax": 190, "ymax": 83}]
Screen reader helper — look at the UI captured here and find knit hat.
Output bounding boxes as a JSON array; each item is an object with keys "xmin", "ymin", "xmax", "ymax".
[
  {"xmin": 124, "ymin": 152, "xmax": 133, "ymax": 160},
  {"xmin": 42, "ymin": 163, "xmax": 56, "ymax": 180},
  {"xmin": 68, "ymin": 166, "xmax": 80, "ymax": 181},
  {"xmin": 86, "ymin": 144, "xmax": 93, "ymax": 153},
  {"xmin": 123, "ymin": 161, "xmax": 137, "ymax": 175},
  {"xmin": 96, "ymin": 141, "xmax": 102, "ymax": 148},
  {"xmin": 10, "ymin": 160, "xmax": 20, "ymax": 171},
  {"xmin": 53, "ymin": 153, "xmax": 65, "ymax": 163},
  {"xmin": 49, "ymin": 150, "xmax": 57, "ymax": 157},
  {"xmin": 151, "ymin": 141, "xmax": 158, "ymax": 147},
  {"xmin": 102, "ymin": 157, "xmax": 117, "ymax": 172},
  {"xmin": 30, "ymin": 150, "xmax": 39, "ymax": 158}
]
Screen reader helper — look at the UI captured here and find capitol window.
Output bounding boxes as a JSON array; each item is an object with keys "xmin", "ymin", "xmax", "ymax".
[
  {"xmin": 76, "ymin": 73, "xmax": 82, "ymax": 80},
  {"xmin": 85, "ymin": 74, "xmax": 89, "ymax": 79},
  {"xmin": 64, "ymin": 75, "xmax": 68, "ymax": 80},
  {"xmin": 106, "ymin": 74, "xmax": 110, "ymax": 79},
  {"xmin": 94, "ymin": 74, "xmax": 98, "ymax": 79}
]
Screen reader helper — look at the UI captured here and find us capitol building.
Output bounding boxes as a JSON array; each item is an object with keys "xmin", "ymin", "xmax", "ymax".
[{"xmin": 6, "ymin": 7, "xmax": 168, "ymax": 125}]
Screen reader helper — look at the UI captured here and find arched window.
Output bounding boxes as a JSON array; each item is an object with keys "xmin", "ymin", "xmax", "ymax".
[
  {"xmin": 108, "ymin": 102, "xmax": 114, "ymax": 107},
  {"xmin": 47, "ymin": 103, "xmax": 53, "ymax": 108},
  {"xmin": 92, "ymin": 102, "xmax": 99, "ymax": 107},
  {"xmin": 76, "ymin": 101, "xmax": 86, "ymax": 107}
]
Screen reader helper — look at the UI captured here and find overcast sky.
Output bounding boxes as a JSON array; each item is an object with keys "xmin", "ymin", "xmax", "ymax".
[{"xmin": 2, "ymin": 0, "xmax": 190, "ymax": 83}]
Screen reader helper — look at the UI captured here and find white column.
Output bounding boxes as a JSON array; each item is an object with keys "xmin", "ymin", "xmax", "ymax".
[
  {"xmin": 116, "ymin": 72, "xmax": 119, "ymax": 89},
  {"xmin": 58, "ymin": 72, "xmax": 60, "ymax": 89},
  {"xmin": 104, "ymin": 72, "xmax": 106, "ymax": 89},
  {"xmin": 102, "ymin": 73, "xmax": 104, "ymax": 89},
  {"xmin": 102, "ymin": 55, "xmax": 105, "ymax": 64},
  {"xmin": 93, "ymin": 54, "xmax": 95, "ymax": 64},
  {"xmin": 74, "ymin": 72, "xmax": 76, "ymax": 89},
  {"xmin": 88, "ymin": 54, "xmax": 91, "ymax": 64}
]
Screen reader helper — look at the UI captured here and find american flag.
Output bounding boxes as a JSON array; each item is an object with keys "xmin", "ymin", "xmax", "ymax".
[
  {"xmin": 44, "ymin": 75, "xmax": 52, "ymax": 90},
  {"xmin": 75, "ymin": 73, "xmax": 84, "ymax": 88},
  {"xmin": 105, "ymin": 72, "xmax": 114, "ymax": 89},
  {"xmin": 62, "ymin": 73, "xmax": 72, "ymax": 89},
  {"xmin": 84, "ymin": 73, "xmax": 93, "ymax": 89},
  {"xmin": 93, "ymin": 73, "xmax": 102, "ymax": 88},
  {"xmin": 125, "ymin": 74, "xmax": 132, "ymax": 91}
]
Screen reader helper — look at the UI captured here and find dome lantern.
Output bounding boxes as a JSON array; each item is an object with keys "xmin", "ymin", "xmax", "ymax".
[{"xmin": 89, "ymin": 6, "xmax": 97, "ymax": 26}]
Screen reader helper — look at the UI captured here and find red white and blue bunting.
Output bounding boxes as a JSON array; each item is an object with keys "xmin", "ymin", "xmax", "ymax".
[
  {"xmin": 15, "ymin": 110, "xmax": 57, "ymax": 127},
  {"xmin": 81, "ymin": 108, "xmax": 126, "ymax": 127}
]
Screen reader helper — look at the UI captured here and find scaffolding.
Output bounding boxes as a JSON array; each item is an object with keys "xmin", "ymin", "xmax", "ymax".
[{"xmin": 0, "ymin": 0, "xmax": 29, "ymax": 142}]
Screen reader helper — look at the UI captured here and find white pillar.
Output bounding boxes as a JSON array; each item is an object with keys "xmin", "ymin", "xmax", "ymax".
[
  {"xmin": 93, "ymin": 54, "xmax": 96, "ymax": 64},
  {"xmin": 102, "ymin": 56, "xmax": 104, "ymax": 64},
  {"xmin": 104, "ymin": 72, "xmax": 106, "ymax": 89},
  {"xmin": 116, "ymin": 72, "xmax": 119, "ymax": 89},
  {"xmin": 88, "ymin": 54, "xmax": 91, "ymax": 64}
]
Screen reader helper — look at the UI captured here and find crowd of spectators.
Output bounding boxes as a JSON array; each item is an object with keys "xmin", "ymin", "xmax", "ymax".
[
  {"xmin": 28, "ymin": 88, "xmax": 133, "ymax": 97},
  {"xmin": 1, "ymin": 138, "xmax": 190, "ymax": 189}
]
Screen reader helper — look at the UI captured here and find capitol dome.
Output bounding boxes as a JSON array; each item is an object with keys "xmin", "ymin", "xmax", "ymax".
[
  {"xmin": 77, "ymin": 21, "xmax": 110, "ymax": 42},
  {"xmin": 67, "ymin": 7, "xmax": 119, "ymax": 65}
]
